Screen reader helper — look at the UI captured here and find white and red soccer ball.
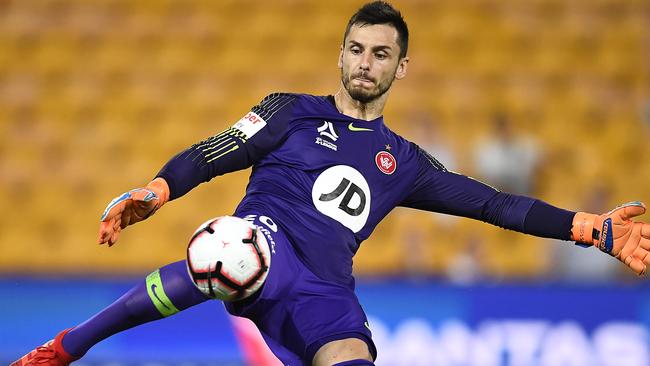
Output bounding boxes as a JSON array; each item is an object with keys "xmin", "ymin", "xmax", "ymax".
[{"xmin": 186, "ymin": 216, "xmax": 271, "ymax": 301}]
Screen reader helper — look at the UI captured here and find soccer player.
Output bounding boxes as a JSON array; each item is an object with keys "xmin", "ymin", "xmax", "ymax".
[{"xmin": 13, "ymin": 1, "xmax": 650, "ymax": 366}]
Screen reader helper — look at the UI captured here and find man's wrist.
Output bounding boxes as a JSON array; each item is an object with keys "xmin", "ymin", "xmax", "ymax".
[
  {"xmin": 570, "ymin": 212, "xmax": 598, "ymax": 244},
  {"xmin": 145, "ymin": 178, "xmax": 170, "ymax": 208}
]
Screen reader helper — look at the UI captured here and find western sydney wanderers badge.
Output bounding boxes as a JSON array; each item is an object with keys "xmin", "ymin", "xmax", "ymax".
[{"xmin": 375, "ymin": 150, "xmax": 396, "ymax": 175}]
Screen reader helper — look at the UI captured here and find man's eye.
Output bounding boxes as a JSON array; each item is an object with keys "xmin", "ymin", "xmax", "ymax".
[
  {"xmin": 350, "ymin": 48, "xmax": 361, "ymax": 55},
  {"xmin": 375, "ymin": 53, "xmax": 387, "ymax": 60}
]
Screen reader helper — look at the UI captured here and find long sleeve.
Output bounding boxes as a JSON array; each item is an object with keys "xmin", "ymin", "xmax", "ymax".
[{"xmin": 399, "ymin": 145, "xmax": 575, "ymax": 240}]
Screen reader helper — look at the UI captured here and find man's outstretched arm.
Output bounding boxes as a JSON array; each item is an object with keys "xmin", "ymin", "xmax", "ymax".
[
  {"xmin": 97, "ymin": 93, "xmax": 298, "ymax": 246},
  {"xmin": 401, "ymin": 144, "xmax": 649, "ymax": 276}
]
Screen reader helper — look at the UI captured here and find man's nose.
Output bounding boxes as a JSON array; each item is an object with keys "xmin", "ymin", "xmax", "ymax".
[{"xmin": 359, "ymin": 53, "xmax": 371, "ymax": 71}]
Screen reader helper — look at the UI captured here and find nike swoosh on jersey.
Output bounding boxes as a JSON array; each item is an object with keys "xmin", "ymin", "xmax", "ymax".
[{"xmin": 348, "ymin": 123, "xmax": 374, "ymax": 132}]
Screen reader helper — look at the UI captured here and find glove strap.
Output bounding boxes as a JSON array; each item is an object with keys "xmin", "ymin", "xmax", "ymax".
[
  {"xmin": 145, "ymin": 178, "xmax": 170, "ymax": 209},
  {"xmin": 571, "ymin": 212, "xmax": 598, "ymax": 247}
]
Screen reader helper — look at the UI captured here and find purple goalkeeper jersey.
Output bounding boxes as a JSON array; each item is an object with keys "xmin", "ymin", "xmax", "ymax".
[{"xmin": 158, "ymin": 93, "xmax": 575, "ymax": 288}]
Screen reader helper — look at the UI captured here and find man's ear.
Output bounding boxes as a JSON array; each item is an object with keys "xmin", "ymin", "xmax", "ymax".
[
  {"xmin": 338, "ymin": 45, "xmax": 344, "ymax": 68},
  {"xmin": 395, "ymin": 56, "xmax": 409, "ymax": 80}
]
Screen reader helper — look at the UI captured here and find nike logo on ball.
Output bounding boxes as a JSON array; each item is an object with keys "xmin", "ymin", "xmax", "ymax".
[{"xmin": 348, "ymin": 123, "xmax": 373, "ymax": 132}]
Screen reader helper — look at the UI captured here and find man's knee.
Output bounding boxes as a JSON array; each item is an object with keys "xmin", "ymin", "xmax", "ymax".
[{"xmin": 312, "ymin": 338, "xmax": 373, "ymax": 366}]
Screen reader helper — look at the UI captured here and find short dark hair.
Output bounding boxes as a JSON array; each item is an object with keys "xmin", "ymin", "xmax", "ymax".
[{"xmin": 343, "ymin": 1, "xmax": 409, "ymax": 59}]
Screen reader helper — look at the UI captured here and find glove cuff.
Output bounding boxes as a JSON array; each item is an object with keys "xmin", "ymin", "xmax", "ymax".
[
  {"xmin": 571, "ymin": 212, "xmax": 598, "ymax": 245},
  {"xmin": 145, "ymin": 178, "xmax": 170, "ymax": 208}
]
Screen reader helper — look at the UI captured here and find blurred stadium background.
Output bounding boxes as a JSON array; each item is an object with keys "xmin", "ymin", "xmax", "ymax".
[{"xmin": 1, "ymin": 0, "xmax": 649, "ymax": 364}]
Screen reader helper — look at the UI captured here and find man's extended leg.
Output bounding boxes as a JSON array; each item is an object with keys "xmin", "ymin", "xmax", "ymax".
[{"xmin": 12, "ymin": 260, "xmax": 208, "ymax": 365}]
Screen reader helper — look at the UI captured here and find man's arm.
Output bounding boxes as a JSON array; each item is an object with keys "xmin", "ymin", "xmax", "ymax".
[
  {"xmin": 159, "ymin": 93, "xmax": 297, "ymax": 199},
  {"xmin": 98, "ymin": 93, "xmax": 298, "ymax": 246},
  {"xmin": 400, "ymin": 144, "xmax": 649, "ymax": 275},
  {"xmin": 400, "ymin": 145, "xmax": 574, "ymax": 240}
]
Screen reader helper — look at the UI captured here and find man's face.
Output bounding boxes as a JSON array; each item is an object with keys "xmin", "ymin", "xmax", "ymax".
[{"xmin": 339, "ymin": 23, "xmax": 408, "ymax": 104}]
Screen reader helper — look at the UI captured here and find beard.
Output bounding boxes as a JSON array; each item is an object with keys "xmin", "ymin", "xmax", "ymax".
[{"xmin": 341, "ymin": 67, "xmax": 395, "ymax": 104}]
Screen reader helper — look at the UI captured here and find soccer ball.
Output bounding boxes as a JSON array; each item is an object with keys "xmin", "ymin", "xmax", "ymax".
[{"xmin": 186, "ymin": 216, "xmax": 271, "ymax": 301}]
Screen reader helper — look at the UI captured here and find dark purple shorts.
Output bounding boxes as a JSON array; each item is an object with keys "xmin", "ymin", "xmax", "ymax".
[{"xmin": 225, "ymin": 213, "xmax": 376, "ymax": 365}]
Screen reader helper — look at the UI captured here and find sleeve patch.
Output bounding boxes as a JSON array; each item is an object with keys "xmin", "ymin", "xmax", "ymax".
[{"xmin": 232, "ymin": 111, "xmax": 267, "ymax": 138}]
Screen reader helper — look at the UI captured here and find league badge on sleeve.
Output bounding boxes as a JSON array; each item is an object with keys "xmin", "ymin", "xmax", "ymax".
[
  {"xmin": 232, "ymin": 111, "xmax": 267, "ymax": 139},
  {"xmin": 375, "ymin": 150, "xmax": 396, "ymax": 175}
]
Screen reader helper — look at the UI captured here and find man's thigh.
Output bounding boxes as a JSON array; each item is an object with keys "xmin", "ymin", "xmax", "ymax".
[{"xmin": 312, "ymin": 338, "xmax": 373, "ymax": 366}]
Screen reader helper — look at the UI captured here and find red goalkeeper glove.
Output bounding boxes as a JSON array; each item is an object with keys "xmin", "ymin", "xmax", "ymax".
[
  {"xmin": 98, "ymin": 178, "xmax": 170, "ymax": 246},
  {"xmin": 571, "ymin": 201, "xmax": 650, "ymax": 276}
]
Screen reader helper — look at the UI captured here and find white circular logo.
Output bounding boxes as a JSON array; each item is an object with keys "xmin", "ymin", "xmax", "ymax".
[{"xmin": 311, "ymin": 165, "xmax": 371, "ymax": 233}]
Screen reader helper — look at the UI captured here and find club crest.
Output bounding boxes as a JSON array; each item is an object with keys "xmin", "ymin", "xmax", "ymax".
[{"xmin": 375, "ymin": 151, "xmax": 396, "ymax": 175}]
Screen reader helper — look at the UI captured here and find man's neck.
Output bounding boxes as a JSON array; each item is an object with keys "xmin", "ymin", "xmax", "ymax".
[{"xmin": 333, "ymin": 87, "xmax": 388, "ymax": 121}]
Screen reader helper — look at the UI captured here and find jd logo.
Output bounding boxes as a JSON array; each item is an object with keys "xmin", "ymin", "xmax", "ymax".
[
  {"xmin": 319, "ymin": 178, "xmax": 366, "ymax": 216},
  {"xmin": 312, "ymin": 165, "xmax": 371, "ymax": 233}
]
